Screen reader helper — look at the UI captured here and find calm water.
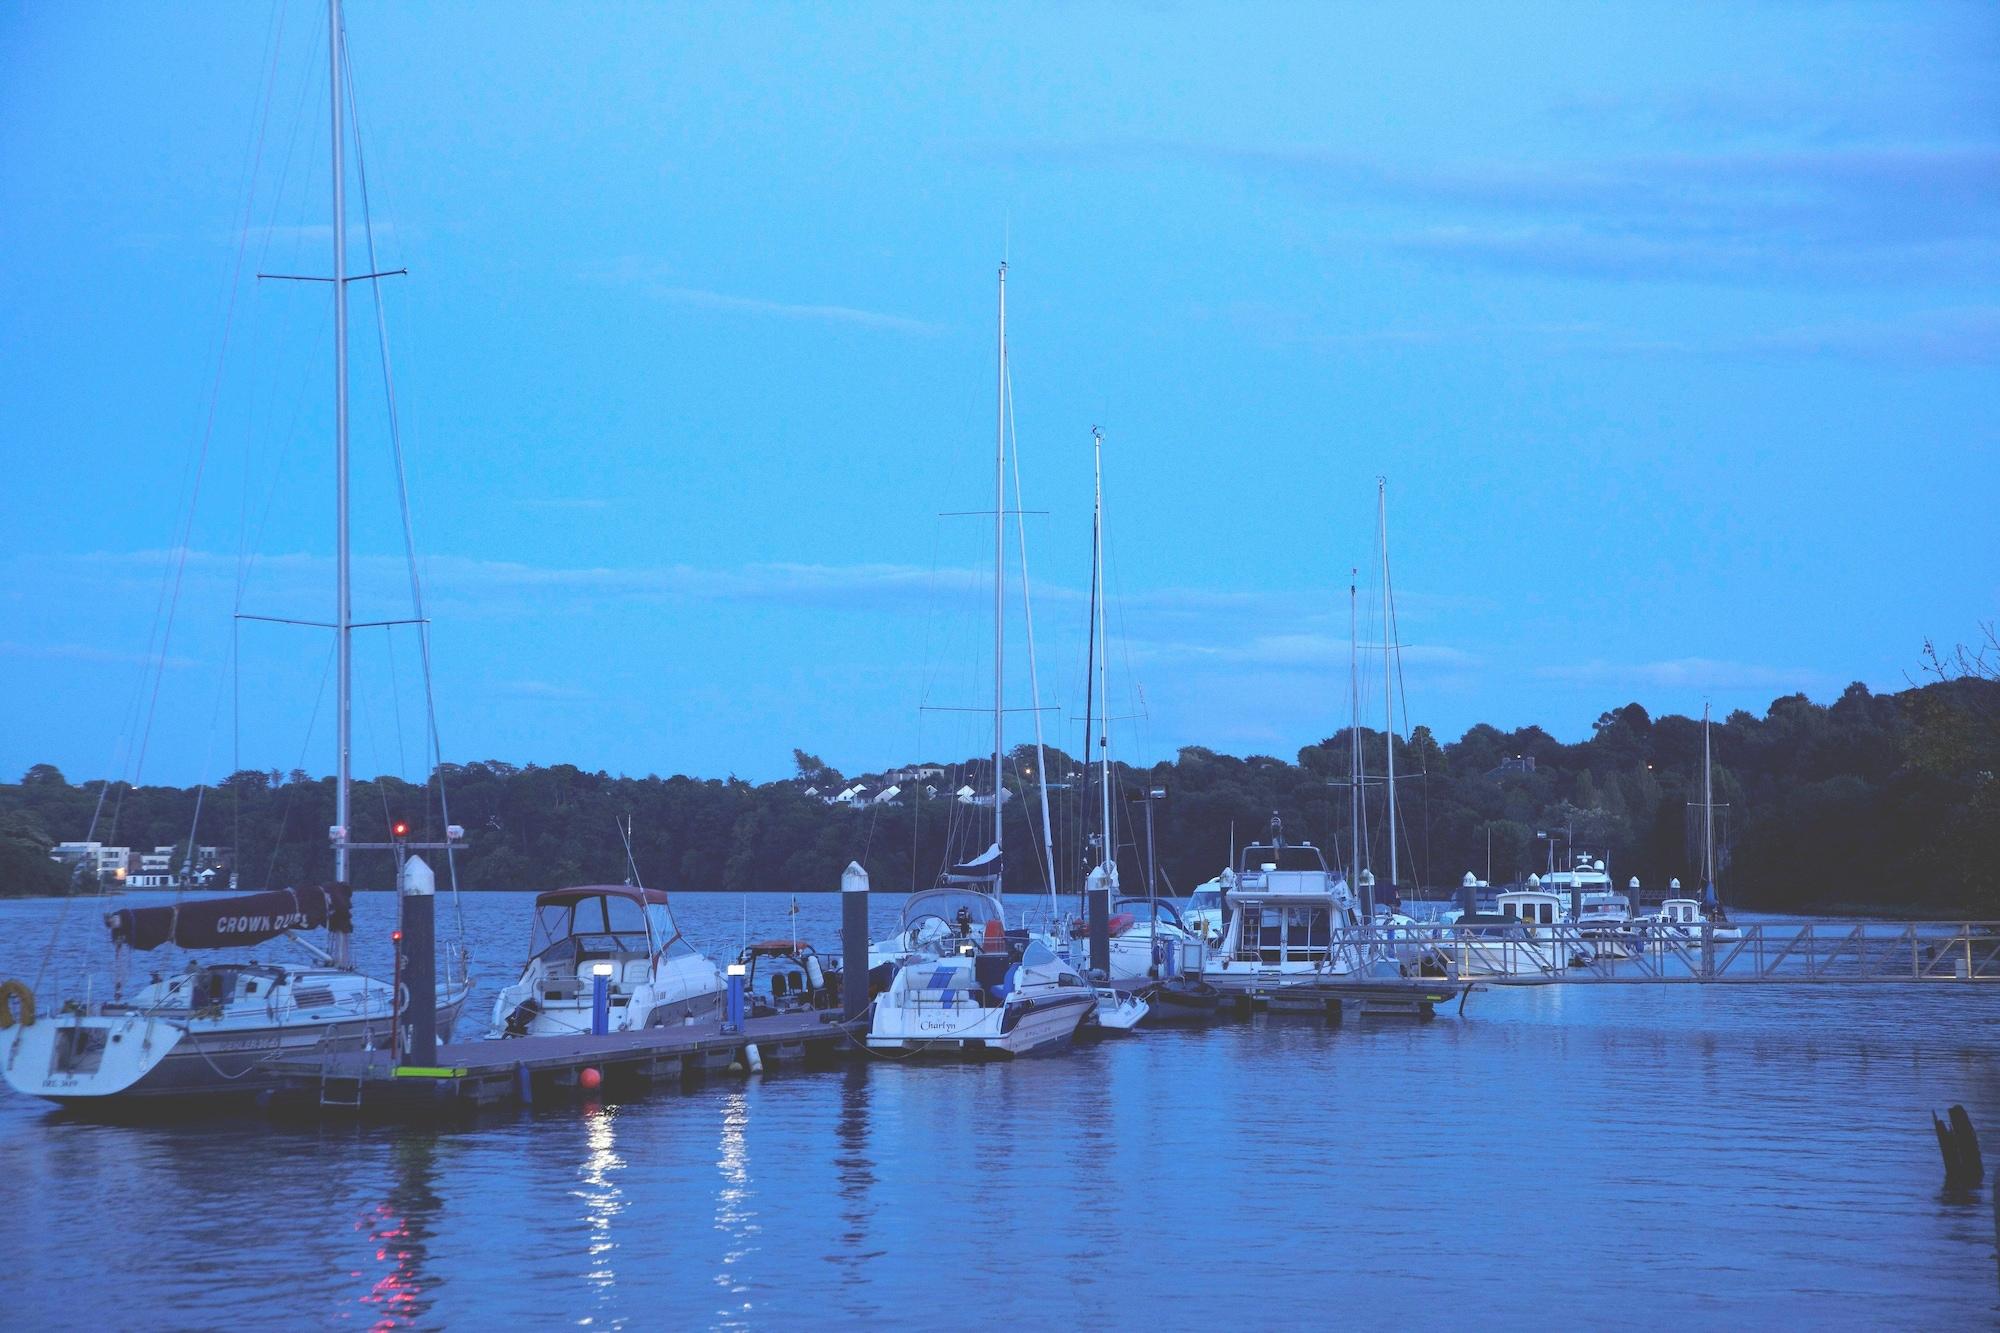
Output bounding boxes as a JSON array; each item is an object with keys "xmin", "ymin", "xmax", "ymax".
[{"xmin": 2, "ymin": 889, "xmax": 1997, "ymax": 1329}]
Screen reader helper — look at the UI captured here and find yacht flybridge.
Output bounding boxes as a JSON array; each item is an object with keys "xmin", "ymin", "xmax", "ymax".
[
  {"xmin": 1204, "ymin": 826, "xmax": 1370, "ymax": 994},
  {"xmin": 492, "ymin": 885, "xmax": 726, "ymax": 1038},
  {"xmin": 2, "ymin": 884, "xmax": 467, "ymax": 1103}
]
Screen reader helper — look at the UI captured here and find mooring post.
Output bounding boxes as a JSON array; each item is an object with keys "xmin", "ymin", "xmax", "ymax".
[
  {"xmin": 589, "ymin": 962, "xmax": 612, "ymax": 1036},
  {"xmin": 1459, "ymin": 871, "xmax": 1478, "ymax": 917},
  {"xmin": 724, "ymin": 963, "xmax": 745, "ymax": 1033},
  {"xmin": 398, "ymin": 854, "xmax": 437, "ymax": 1067},
  {"xmin": 1086, "ymin": 863, "xmax": 1112, "ymax": 978},
  {"xmin": 842, "ymin": 860, "xmax": 870, "ymax": 1023}
]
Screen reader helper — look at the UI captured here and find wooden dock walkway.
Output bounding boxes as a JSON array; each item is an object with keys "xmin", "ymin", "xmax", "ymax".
[{"xmin": 270, "ymin": 1011, "xmax": 857, "ymax": 1115}]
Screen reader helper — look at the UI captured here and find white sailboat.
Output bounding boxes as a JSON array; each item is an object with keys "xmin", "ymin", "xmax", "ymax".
[
  {"xmin": 2, "ymin": 0, "xmax": 472, "ymax": 1104},
  {"xmin": 867, "ymin": 264, "xmax": 1094, "ymax": 1057}
]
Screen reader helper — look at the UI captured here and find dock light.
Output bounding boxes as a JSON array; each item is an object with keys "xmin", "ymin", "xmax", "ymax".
[
  {"xmin": 727, "ymin": 963, "xmax": 747, "ymax": 977},
  {"xmin": 392, "ymin": 930, "xmax": 403, "ymax": 943},
  {"xmin": 1149, "ymin": 786, "xmax": 1167, "ymax": 800},
  {"xmin": 590, "ymin": 961, "xmax": 616, "ymax": 978},
  {"xmin": 391, "ymin": 820, "xmax": 410, "ymax": 839}
]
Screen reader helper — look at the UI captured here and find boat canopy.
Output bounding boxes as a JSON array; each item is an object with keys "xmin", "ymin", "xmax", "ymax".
[
  {"xmin": 1115, "ymin": 896, "xmax": 1188, "ymax": 929},
  {"xmin": 1236, "ymin": 842, "xmax": 1330, "ymax": 874},
  {"xmin": 900, "ymin": 887, "xmax": 1007, "ymax": 931},
  {"xmin": 529, "ymin": 885, "xmax": 678, "ymax": 959},
  {"xmin": 107, "ymin": 885, "xmax": 352, "ymax": 953}
]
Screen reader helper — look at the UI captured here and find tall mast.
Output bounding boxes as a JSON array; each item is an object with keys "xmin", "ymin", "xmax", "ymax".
[
  {"xmin": 1702, "ymin": 701, "xmax": 1715, "ymax": 897},
  {"xmin": 1379, "ymin": 477, "xmax": 1396, "ymax": 895},
  {"xmin": 1348, "ymin": 571, "xmax": 1361, "ymax": 886},
  {"xmin": 1093, "ymin": 428, "xmax": 1112, "ymax": 880},
  {"xmin": 330, "ymin": 0, "xmax": 352, "ymax": 885},
  {"xmin": 991, "ymin": 262, "xmax": 1006, "ymax": 852}
]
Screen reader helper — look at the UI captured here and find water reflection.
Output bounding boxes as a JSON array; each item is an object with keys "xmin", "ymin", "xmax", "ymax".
[
  {"xmin": 828, "ymin": 1064, "xmax": 882, "ymax": 1304},
  {"xmin": 712, "ymin": 1091, "xmax": 759, "ymax": 1327},
  {"xmin": 577, "ymin": 1104, "xmax": 626, "ymax": 1301},
  {"xmin": 357, "ymin": 1134, "xmax": 442, "ymax": 1330}
]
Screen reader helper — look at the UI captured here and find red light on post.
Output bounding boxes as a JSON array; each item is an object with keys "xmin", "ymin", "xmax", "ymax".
[
  {"xmin": 392, "ymin": 930, "xmax": 403, "ymax": 943},
  {"xmin": 391, "ymin": 821, "xmax": 410, "ymax": 839}
]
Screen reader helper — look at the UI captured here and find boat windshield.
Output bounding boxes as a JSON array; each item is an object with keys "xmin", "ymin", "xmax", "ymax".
[
  {"xmin": 1237, "ymin": 843, "xmax": 1329, "ymax": 874},
  {"xmin": 1186, "ymin": 889, "xmax": 1222, "ymax": 912},
  {"xmin": 533, "ymin": 894, "xmax": 654, "ymax": 958}
]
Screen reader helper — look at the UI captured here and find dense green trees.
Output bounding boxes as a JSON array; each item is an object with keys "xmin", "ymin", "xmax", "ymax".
[{"xmin": 3, "ymin": 675, "xmax": 1994, "ymax": 913}]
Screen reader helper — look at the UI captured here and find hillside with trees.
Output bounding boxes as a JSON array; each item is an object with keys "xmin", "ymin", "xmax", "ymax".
[{"xmin": 3, "ymin": 674, "xmax": 1995, "ymax": 914}]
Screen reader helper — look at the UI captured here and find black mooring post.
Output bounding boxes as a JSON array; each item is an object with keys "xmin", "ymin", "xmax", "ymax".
[
  {"xmin": 842, "ymin": 860, "xmax": 870, "ymax": 1022},
  {"xmin": 1458, "ymin": 872, "xmax": 1478, "ymax": 917},
  {"xmin": 1087, "ymin": 863, "xmax": 1111, "ymax": 977},
  {"xmin": 399, "ymin": 853, "xmax": 437, "ymax": 1067}
]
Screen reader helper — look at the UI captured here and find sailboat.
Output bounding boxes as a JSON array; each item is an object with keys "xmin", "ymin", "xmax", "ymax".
[
  {"xmin": 866, "ymin": 265, "xmax": 1095, "ymax": 1058},
  {"xmin": 1, "ymin": 0, "xmax": 472, "ymax": 1105},
  {"xmin": 1647, "ymin": 704, "xmax": 1741, "ymax": 946}
]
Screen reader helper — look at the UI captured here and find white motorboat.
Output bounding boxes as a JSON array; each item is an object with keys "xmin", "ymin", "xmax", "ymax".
[
  {"xmin": 1644, "ymin": 897, "xmax": 1741, "ymax": 948},
  {"xmin": 492, "ymin": 884, "xmax": 725, "ymax": 1037},
  {"xmin": 1088, "ymin": 986, "xmax": 1149, "ymax": 1034},
  {"xmin": 866, "ymin": 893, "xmax": 1095, "ymax": 1057},
  {"xmin": 1203, "ymin": 824, "xmax": 1370, "ymax": 995},
  {"xmin": 3, "ymin": 885, "xmax": 468, "ymax": 1104}
]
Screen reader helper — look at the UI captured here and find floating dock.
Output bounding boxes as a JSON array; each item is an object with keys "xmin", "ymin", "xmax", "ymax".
[{"xmin": 271, "ymin": 1011, "xmax": 854, "ymax": 1116}]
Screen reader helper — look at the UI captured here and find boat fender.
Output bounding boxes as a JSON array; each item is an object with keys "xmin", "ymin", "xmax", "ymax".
[
  {"xmin": 0, "ymin": 980, "xmax": 32, "ymax": 1028},
  {"xmin": 1107, "ymin": 913, "xmax": 1135, "ymax": 937},
  {"xmin": 804, "ymin": 954, "xmax": 825, "ymax": 992}
]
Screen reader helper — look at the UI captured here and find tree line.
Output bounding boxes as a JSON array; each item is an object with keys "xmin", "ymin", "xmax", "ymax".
[{"xmin": 2, "ymin": 673, "xmax": 1995, "ymax": 914}]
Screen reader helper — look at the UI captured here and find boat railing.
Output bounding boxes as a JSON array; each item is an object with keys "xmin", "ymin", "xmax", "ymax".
[{"xmin": 1319, "ymin": 921, "xmax": 2000, "ymax": 984}]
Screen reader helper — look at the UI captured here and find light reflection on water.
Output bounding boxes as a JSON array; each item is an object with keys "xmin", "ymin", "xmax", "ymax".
[{"xmin": 2, "ymin": 891, "xmax": 1998, "ymax": 1327}]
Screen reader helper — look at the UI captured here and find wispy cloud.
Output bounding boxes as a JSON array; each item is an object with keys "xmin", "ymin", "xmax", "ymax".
[
  {"xmin": 0, "ymin": 640, "xmax": 197, "ymax": 670},
  {"xmin": 1535, "ymin": 657, "xmax": 1832, "ymax": 692},
  {"xmin": 496, "ymin": 679, "xmax": 592, "ymax": 702},
  {"xmin": 586, "ymin": 258, "xmax": 940, "ymax": 335},
  {"xmin": 511, "ymin": 498, "xmax": 615, "ymax": 512},
  {"xmin": 960, "ymin": 137, "xmax": 2000, "ymax": 286}
]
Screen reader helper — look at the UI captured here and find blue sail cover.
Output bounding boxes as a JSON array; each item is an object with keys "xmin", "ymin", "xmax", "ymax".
[
  {"xmin": 944, "ymin": 842, "xmax": 1003, "ymax": 886},
  {"xmin": 107, "ymin": 886, "xmax": 353, "ymax": 952}
]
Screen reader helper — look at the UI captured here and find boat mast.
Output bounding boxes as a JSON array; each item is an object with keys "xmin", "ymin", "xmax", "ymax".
[
  {"xmin": 1379, "ymin": 477, "xmax": 1395, "ymax": 900},
  {"xmin": 330, "ymin": 0, "xmax": 352, "ymax": 886},
  {"xmin": 991, "ymin": 262, "xmax": 1006, "ymax": 854},
  {"xmin": 1093, "ymin": 427, "xmax": 1112, "ymax": 883},
  {"xmin": 1702, "ymin": 701, "xmax": 1715, "ymax": 900},
  {"xmin": 1349, "ymin": 571, "xmax": 1361, "ymax": 888}
]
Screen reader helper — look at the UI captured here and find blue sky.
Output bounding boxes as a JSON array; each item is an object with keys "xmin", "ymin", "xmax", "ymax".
[{"xmin": 2, "ymin": 0, "xmax": 1995, "ymax": 790}]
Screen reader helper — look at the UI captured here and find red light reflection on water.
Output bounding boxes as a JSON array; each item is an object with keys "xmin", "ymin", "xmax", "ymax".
[{"xmin": 353, "ymin": 1200, "xmax": 424, "ymax": 1331}]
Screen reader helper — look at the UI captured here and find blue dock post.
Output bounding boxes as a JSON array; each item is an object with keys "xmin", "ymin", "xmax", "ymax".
[
  {"xmin": 397, "ymin": 854, "xmax": 437, "ymax": 1068},
  {"xmin": 590, "ymin": 962, "xmax": 612, "ymax": 1036},
  {"xmin": 725, "ymin": 964, "xmax": 745, "ymax": 1032},
  {"xmin": 842, "ymin": 860, "xmax": 870, "ymax": 1023}
]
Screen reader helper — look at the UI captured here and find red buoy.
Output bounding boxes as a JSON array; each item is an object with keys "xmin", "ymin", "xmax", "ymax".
[{"xmin": 579, "ymin": 1066, "xmax": 602, "ymax": 1091}]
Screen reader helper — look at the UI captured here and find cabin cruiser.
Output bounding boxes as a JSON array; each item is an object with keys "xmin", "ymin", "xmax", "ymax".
[
  {"xmin": 1644, "ymin": 896, "xmax": 1742, "ymax": 947},
  {"xmin": 1203, "ymin": 832, "xmax": 1372, "ymax": 996},
  {"xmin": 866, "ymin": 889, "xmax": 1096, "ymax": 1057},
  {"xmin": 3, "ymin": 884, "xmax": 469, "ymax": 1104},
  {"xmin": 492, "ymin": 884, "xmax": 725, "ymax": 1038},
  {"xmin": 1424, "ymin": 888, "xmax": 1569, "ymax": 978}
]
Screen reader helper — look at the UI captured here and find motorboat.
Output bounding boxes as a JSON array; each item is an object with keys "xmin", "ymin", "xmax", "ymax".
[
  {"xmin": 733, "ymin": 939, "xmax": 840, "ymax": 1018},
  {"xmin": 1644, "ymin": 897, "xmax": 1741, "ymax": 948},
  {"xmin": 1087, "ymin": 987, "xmax": 1149, "ymax": 1034},
  {"xmin": 492, "ymin": 884, "xmax": 725, "ymax": 1038},
  {"xmin": 3, "ymin": 884, "xmax": 469, "ymax": 1104},
  {"xmin": 1091, "ymin": 895, "xmax": 1202, "ymax": 985},
  {"xmin": 1203, "ymin": 827, "xmax": 1371, "ymax": 996},
  {"xmin": 866, "ymin": 895, "xmax": 1096, "ymax": 1057}
]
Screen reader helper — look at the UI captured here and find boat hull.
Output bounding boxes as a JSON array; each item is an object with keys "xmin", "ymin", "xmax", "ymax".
[
  {"xmin": 3, "ymin": 991, "xmax": 469, "ymax": 1104},
  {"xmin": 867, "ymin": 990, "xmax": 1094, "ymax": 1058}
]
